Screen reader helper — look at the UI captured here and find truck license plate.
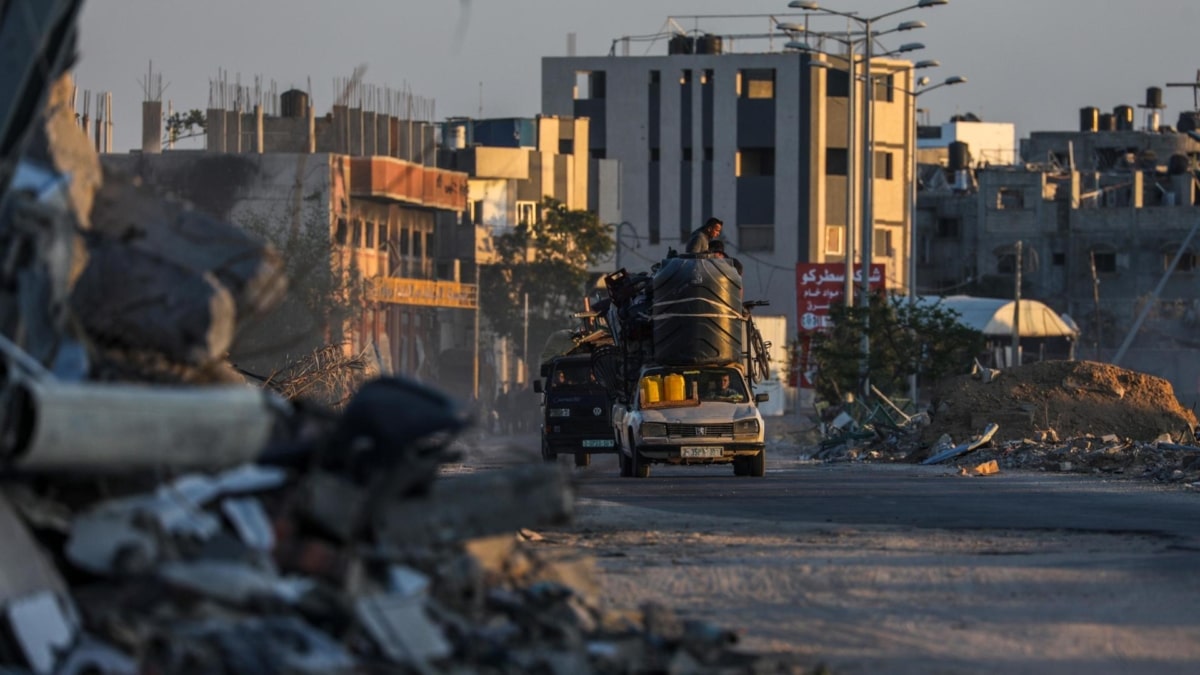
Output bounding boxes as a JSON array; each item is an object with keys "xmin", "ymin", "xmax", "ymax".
[
  {"xmin": 582, "ymin": 439, "xmax": 614, "ymax": 448},
  {"xmin": 681, "ymin": 446, "xmax": 723, "ymax": 458}
]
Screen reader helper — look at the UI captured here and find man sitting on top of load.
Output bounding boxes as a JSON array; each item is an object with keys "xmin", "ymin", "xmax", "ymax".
[{"xmin": 686, "ymin": 217, "xmax": 723, "ymax": 253}]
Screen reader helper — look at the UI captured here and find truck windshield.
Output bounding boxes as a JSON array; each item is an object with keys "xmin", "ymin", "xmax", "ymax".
[{"xmin": 640, "ymin": 367, "xmax": 747, "ymax": 406}]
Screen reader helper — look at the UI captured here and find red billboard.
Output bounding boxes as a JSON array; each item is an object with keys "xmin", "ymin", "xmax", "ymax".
[
  {"xmin": 794, "ymin": 263, "xmax": 886, "ymax": 389},
  {"xmin": 795, "ymin": 263, "xmax": 886, "ymax": 333}
]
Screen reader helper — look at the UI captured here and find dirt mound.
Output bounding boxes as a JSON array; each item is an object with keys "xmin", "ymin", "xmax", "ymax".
[{"xmin": 925, "ymin": 360, "xmax": 1198, "ymax": 444}]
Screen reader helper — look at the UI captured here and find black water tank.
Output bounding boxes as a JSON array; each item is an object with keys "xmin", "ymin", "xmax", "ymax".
[
  {"xmin": 948, "ymin": 141, "xmax": 970, "ymax": 172},
  {"xmin": 651, "ymin": 257, "xmax": 743, "ymax": 366},
  {"xmin": 696, "ymin": 34, "xmax": 723, "ymax": 55},
  {"xmin": 281, "ymin": 89, "xmax": 309, "ymax": 118},
  {"xmin": 1099, "ymin": 113, "xmax": 1116, "ymax": 131},
  {"xmin": 1178, "ymin": 111, "xmax": 1200, "ymax": 133},
  {"xmin": 1114, "ymin": 105, "xmax": 1135, "ymax": 131},
  {"xmin": 668, "ymin": 34, "xmax": 695, "ymax": 55},
  {"xmin": 1146, "ymin": 86, "xmax": 1164, "ymax": 109},
  {"xmin": 1080, "ymin": 107, "xmax": 1099, "ymax": 133},
  {"xmin": 1169, "ymin": 153, "xmax": 1191, "ymax": 175}
]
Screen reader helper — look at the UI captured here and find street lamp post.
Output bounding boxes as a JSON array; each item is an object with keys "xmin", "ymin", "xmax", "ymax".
[
  {"xmin": 898, "ymin": 73, "xmax": 966, "ymax": 405},
  {"xmin": 789, "ymin": 0, "xmax": 947, "ymax": 396}
]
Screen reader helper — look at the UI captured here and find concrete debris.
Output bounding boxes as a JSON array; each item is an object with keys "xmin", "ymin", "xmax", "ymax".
[{"xmin": 808, "ymin": 361, "xmax": 1200, "ymax": 486}]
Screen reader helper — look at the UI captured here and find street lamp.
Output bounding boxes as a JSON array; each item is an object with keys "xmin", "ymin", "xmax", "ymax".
[
  {"xmin": 897, "ymin": 73, "xmax": 966, "ymax": 404},
  {"xmin": 788, "ymin": 0, "xmax": 948, "ymax": 396}
]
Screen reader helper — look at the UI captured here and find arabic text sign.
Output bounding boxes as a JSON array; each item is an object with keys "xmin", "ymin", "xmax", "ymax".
[{"xmin": 795, "ymin": 263, "xmax": 885, "ymax": 333}]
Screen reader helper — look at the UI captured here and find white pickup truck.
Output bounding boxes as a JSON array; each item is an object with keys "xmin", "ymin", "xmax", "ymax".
[{"xmin": 612, "ymin": 363, "xmax": 768, "ymax": 478}]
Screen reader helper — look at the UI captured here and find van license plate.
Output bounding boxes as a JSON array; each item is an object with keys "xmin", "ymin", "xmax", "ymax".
[
  {"xmin": 681, "ymin": 446, "xmax": 723, "ymax": 458},
  {"xmin": 582, "ymin": 439, "xmax": 614, "ymax": 448}
]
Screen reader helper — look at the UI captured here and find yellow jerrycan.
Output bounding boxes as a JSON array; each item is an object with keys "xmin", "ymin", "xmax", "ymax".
[{"xmin": 664, "ymin": 373, "xmax": 686, "ymax": 402}]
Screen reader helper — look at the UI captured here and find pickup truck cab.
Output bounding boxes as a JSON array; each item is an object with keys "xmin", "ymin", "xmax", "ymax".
[
  {"xmin": 613, "ymin": 364, "xmax": 767, "ymax": 478},
  {"xmin": 534, "ymin": 353, "xmax": 616, "ymax": 467}
]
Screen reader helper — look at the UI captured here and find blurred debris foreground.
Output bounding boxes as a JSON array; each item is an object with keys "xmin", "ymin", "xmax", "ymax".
[{"xmin": 0, "ymin": 5, "xmax": 802, "ymax": 674}]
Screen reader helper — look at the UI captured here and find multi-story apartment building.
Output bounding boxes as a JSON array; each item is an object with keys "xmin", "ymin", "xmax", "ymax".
[{"xmin": 543, "ymin": 36, "xmax": 917, "ymax": 336}]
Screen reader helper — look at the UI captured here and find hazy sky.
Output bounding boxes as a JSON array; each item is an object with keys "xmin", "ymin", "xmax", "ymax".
[{"xmin": 75, "ymin": 0, "xmax": 1200, "ymax": 153}]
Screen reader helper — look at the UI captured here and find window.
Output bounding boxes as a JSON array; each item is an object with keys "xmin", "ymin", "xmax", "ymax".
[
  {"xmin": 825, "ymin": 226, "xmax": 844, "ymax": 255},
  {"xmin": 649, "ymin": 70, "xmax": 661, "ymax": 85},
  {"xmin": 997, "ymin": 252, "xmax": 1016, "ymax": 275},
  {"xmin": 335, "ymin": 218, "xmax": 349, "ymax": 245},
  {"xmin": 650, "ymin": 148, "xmax": 660, "ymax": 162},
  {"xmin": 826, "ymin": 148, "xmax": 848, "ymax": 176},
  {"xmin": 739, "ymin": 224, "xmax": 775, "ymax": 252},
  {"xmin": 702, "ymin": 69, "xmax": 713, "ymax": 85},
  {"xmin": 704, "ymin": 147, "xmax": 713, "ymax": 161},
  {"xmin": 470, "ymin": 200, "xmax": 483, "ymax": 225},
  {"xmin": 1052, "ymin": 252, "xmax": 1066, "ymax": 266},
  {"xmin": 1092, "ymin": 251, "xmax": 1116, "ymax": 273},
  {"xmin": 737, "ymin": 69, "xmax": 776, "ymax": 99},
  {"xmin": 680, "ymin": 70, "xmax": 692, "ymax": 85},
  {"xmin": 873, "ymin": 74, "xmax": 895, "ymax": 102},
  {"xmin": 736, "ymin": 148, "xmax": 775, "ymax": 177},
  {"xmin": 996, "ymin": 187, "xmax": 1024, "ymax": 210},
  {"xmin": 364, "ymin": 220, "xmax": 374, "ymax": 248},
  {"xmin": 351, "ymin": 219, "xmax": 362, "ymax": 247},
  {"xmin": 559, "ymin": 139, "xmax": 574, "ymax": 154},
  {"xmin": 874, "ymin": 229, "xmax": 894, "ymax": 257},
  {"xmin": 378, "ymin": 224, "xmax": 389, "ymax": 250},
  {"xmin": 936, "ymin": 217, "xmax": 960, "ymax": 238},
  {"xmin": 874, "ymin": 151, "xmax": 894, "ymax": 180},
  {"xmin": 1167, "ymin": 249, "xmax": 1197, "ymax": 272},
  {"xmin": 682, "ymin": 148, "xmax": 693, "ymax": 162},
  {"xmin": 826, "ymin": 69, "xmax": 849, "ymax": 98},
  {"xmin": 401, "ymin": 229, "xmax": 411, "ymax": 255},
  {"xmin": 590, "ymin": 149, "xmax": 607, "ymax": 160},
  {"xmin": 516, "ymin": 201, "xmax": 539, "ymax": 227}
]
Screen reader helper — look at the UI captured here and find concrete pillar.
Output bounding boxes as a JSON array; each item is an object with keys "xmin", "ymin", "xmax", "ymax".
[
  {"xmin": 366, "ymin": 111, "xmax": 378, "ymax": 156},
  {"xmin": 349, "ymin": 107, "xmax": 363, "ymax": 156},
  {"xmin": 333, "ymin": 105, "xmax": 348, "ymax": 154},
  {"xmin": 254, "ymin": 105, "xmax": 264, "ymax": 154},
  {"xmin": 206, "ymin": 108, "xmax": 225, "ymax": 152},
  {"xmin": 141, "ymin": 101, "xmax": 162, "ymax": 154},
  {"xmin": 232, "ymin": 106, "xmax": 243, "ymax": 153},
  {"xmin": 307, "ymin": 105, "xmax": 316, "ymax": 153}
]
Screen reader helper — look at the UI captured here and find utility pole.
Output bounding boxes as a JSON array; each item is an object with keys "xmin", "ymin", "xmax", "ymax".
[
  {"xmin": 522, "ymin": 292, "xmax": 529, "ymax": 384},
  {"xmin": 1012, "ymin": 240, "xmax": 1022, "ymax": 367},
  {"xmin": 1090, "ymin": 250, "xmax": 1102, "ymax": 360}
]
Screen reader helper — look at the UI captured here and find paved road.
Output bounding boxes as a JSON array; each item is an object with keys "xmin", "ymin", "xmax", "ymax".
[{"xmin": 573, "ymin": 458, "xmax": 1200, "ymax": 544}]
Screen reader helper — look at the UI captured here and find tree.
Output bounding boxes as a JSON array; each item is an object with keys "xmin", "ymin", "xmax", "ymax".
[
  {"xmin": 479, "ymin": 197, "xmax": 613, "ymax": 362},
  {"xmin": 165, "ymin": 109, "xmax": 206, "ymax": 144},
  {"xmin": 808, "ymin": 291, "xmax": 984, "ymax": 404}
]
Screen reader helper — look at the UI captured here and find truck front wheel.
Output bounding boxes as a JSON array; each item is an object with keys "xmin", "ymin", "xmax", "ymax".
[
  {"xmin": 575, "ymin": 453, "xmax": 591, "ymax": 467},
  {"xmin": 748, "ymin": 449, "xmax": 766, "ymax": 477},
  {"xmin": 632, "ymin": 446, "xmax": 650, "ymax": 478}
]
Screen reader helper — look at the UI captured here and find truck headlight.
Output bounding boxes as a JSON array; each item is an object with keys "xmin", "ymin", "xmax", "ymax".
[
  {"xmin": 549, "ymin": 408, "xmax": 571, "ymax": 418},
  {"xmin": 640, "ymin": 422, "xmax": 667, "ymax": 438},
  {"xmin": 733, "ymin": 419, "xmax": 760, "ymax": 439}
]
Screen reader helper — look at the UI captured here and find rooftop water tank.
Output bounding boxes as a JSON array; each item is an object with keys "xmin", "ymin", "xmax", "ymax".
[
  {"xmin": 280, "ymin": 89, "xmax": 309, "ymax": 118},
  {"xmin": 1114, "ymin": 105, "xmax": 1134, "ymax": 131},
  {"xmin": 1080, "ymin": 107, "xmax": 1099, "ymax": 133},
  {"xmin": 669, "ymin": 34, "xmax": 695, "ymax": 55}
]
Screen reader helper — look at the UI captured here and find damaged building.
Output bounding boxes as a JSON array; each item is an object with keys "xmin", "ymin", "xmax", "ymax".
[
  {"xmin": 100, "ymin": 77, "xmax": 485, "ymax": 400},
  {"xmin": 914, "ymin": 86, "xmax": 1200, "ymax": 406}
]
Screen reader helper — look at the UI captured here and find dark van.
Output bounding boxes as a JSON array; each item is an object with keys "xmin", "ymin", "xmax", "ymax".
[{"xmin": 534, "ymin": 353, "xmax": 615, "ymax": 466}]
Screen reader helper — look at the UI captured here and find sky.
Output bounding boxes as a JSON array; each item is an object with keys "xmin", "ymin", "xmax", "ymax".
[{"xmin": 74, "ymin": 0, "xmax": 1200, "ymax": 153}]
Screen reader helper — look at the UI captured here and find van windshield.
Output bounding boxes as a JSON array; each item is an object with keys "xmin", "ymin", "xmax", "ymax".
[{"xmin": 549, "ymin": 363, "xmax": 598, "ymax": 389}]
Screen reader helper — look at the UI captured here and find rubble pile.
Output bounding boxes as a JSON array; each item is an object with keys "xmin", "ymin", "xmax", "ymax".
[
  {"xmin": 924, "ymin": 360, "xmax": 1197, "ymax": 446},
  {"xmin": 810, "ymin": 361, "xmax": 1200, "ymax": 486}
]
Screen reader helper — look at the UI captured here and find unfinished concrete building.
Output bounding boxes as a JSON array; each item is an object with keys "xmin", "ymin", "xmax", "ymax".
[
  {"xmin": 914, "ymin": 87, "xmax": 1200, "ymax": 405},
  {"xmin": 103, "ymin": 78, "xmax": 486, "ymax": 400}
]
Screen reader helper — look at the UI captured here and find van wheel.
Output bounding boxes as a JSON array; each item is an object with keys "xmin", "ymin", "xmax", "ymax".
[
  {"xmin": 541, "ymin": 441, "xmax": 557, "ymax": 463},
  {"xmin": 575, "ymin": 453, "xmax": 591, "ymax": 467},
  {"xmin": 732, "ymin": 457, "xmax": 747, "ymax": 476},
  {"xmin": 632, "ymin": 447, "xmax": 650, "ymax": 478},
  {"xmin": 749, "ymin": 449, "xmax": 766, "ymax": 477},
  {"xmin": 618, "ymin": 450, "xmax": 632, "ymax": 477}
]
